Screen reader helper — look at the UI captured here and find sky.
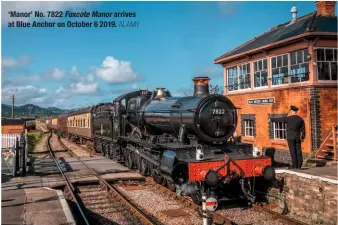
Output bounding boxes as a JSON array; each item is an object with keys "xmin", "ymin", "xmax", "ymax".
[{"xmin": 1, "ymin": 1, "xmax": 326, "ymax": 109}]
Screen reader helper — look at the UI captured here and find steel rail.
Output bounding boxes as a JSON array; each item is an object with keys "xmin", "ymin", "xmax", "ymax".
[
  {"xmin": 145, "ymin": 177, "xmax": 237, "ymax": 225},
  {"xmin": 252, "ymin": 204, "xmax": 308, "ymax": 225},
  {"xmin": 47, "ymin": 132, "xmax": 90, "ymax": 225},
  {"xmin": 57, "ymin": 135, "xmax": 158, "ymax": 225},
  {"xmin": 147, "ymin": 177, "xmax": 308, "ymax": 225}
]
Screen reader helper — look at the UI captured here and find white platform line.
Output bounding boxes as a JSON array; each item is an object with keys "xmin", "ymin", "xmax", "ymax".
[
  {"xmin": 276, "ymin": 169, "xmax": 338, "ymax": 185},
  {"xmin": 55, "ymin": 189, "xmax": 76, "ymax": 225}
]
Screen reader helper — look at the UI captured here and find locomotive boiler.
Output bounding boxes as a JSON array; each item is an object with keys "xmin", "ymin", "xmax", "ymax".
[{"xmin": 128, "ymin": 77, "xmax": 238, "ymax": 145}]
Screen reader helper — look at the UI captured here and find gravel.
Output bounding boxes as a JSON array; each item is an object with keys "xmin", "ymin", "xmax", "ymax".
[
  {"xmin": 49, "ymin": 133, "xmax": 71, "ymax": 158},
  {"xmin": 59, "ymin": 137, "xmax": 91, "ymax": 157},
  {"xmin": 217, "ymin": 207, "xmax": 290, "ymax": 225},
  {"xmin": 77, "ymin": 185, "xmax": 142, "ymax": 225},
  {"xmin": 116, "ymin": 183, "xmax": 203, "ymax": 225}
]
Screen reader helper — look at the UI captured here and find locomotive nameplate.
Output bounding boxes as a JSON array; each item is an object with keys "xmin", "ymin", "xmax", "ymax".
[{"xmin": 248, "ymin": 97, "xmax": 275, "ymax": 105}]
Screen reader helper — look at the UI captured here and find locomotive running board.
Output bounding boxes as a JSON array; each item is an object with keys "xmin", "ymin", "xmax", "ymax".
[{"xmin": 126, "ymin": 145, "xmax": 160, "ymax": 167}]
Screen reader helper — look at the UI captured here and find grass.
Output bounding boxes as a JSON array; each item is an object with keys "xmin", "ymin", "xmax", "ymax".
[{"xmin": 27, "ymin": 130, "xmax": 44, "ymax": 156}]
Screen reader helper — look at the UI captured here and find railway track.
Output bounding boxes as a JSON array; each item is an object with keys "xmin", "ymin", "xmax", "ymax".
[
  {"xmin": 55, "ymin": 133, "xmax": 308, "ymax": 225},
  {"xmin": 47, "ymin": 132, "xmax": 158, "ymax": 225},
  {"xmin": 144, "ymin": 177, "xmax": 308, "ymax": 225}
]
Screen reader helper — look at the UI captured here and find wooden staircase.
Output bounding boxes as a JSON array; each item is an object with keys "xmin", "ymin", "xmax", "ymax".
[
  {"xmin": 305, "ymin": 124, "xmax": 337, "ymax": 166},
  {"xmin": 315, "ymin": 125, "xmax": 338, "ymax": 161}
]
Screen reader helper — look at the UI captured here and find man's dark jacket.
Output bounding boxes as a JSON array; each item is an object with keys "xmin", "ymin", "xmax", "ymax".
[{"xmin": 270, "ymin": 115, "xmax": 305, "ymax": 140}]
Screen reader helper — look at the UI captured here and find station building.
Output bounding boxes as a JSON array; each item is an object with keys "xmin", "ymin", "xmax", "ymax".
[{"xmin": 214, "ymin": 1, "xmax": 337, "ymax": 164}]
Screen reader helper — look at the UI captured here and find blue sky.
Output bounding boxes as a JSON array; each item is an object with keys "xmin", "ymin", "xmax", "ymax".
[{"xmin": 1, "ymin": 1, "xmax": 324, "ymax": 109}]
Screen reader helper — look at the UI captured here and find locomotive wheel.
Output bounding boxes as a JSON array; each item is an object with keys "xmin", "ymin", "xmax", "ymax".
[
  {"xmin": 167, "ymin": 181, "xmax": 176, "ymax": 192},
  {"xmin": 191, "ymin": 193, "xmax": 202, "ymax": 205},
  {"xmin": 126, "ymin": 153, "xmax": 133, "ymax": 169},
  {"xmin": 152, "ymin": 171, "xmax": 164, "ymax": 184},
  {"xmin": 138, "ymin": 159, "xmax": 148, "ymax": 176}
]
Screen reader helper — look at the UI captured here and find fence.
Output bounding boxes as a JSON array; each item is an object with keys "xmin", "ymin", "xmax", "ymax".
[{"xmin": 1, "ymin": 130, "xmax": 28, "ymax": 176}]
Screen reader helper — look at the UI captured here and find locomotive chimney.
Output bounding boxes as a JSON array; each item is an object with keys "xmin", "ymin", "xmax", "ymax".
[
  {"xmin": 154, "ymin": 87, "xmax": 167, "ymax": 99},
  {"xmin": 192, "ymin": 77, "xmax": 210, "ymax": 97}
]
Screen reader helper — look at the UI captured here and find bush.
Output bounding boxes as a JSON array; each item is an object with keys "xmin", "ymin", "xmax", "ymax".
[{"xmin": 27, "ymin": 131, "xmax": 43, "ymax": 153}]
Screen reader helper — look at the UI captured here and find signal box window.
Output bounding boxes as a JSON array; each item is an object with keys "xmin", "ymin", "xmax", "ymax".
[
  {"xmin": 253, "ymin": 58, "xmax": 268, "ymax": 88},
  {"xmin": 290, "ymin": 49, "xmax": 309, "ymax": 83},
  {"xmin": 244, "ymin": 120, "xmax": 254, "ymax": 136},
  {"xmin": 268, "ymin": 114, "xmax": 287, "ymax": 140},
  {"xmin": 271, "ymin": 53, "xmax": 288, "ymax": 85},
  {"xmin": 317, "ymin": 48, "xmax": 337, "ymax": 81},
  {"xmin": 241, "ymin": 114, "xmax": 256, "ymax": 137},
  {"xmin": 273, "ymin": 122, "xmax": 287, "ymax": 139},
  {"xmin": 227, "ymin": 63, "xmax": 251, "ymax": 91},
  {"xmin": 271, "ymin": 49, "xmax": 309, "ymax": 85}
]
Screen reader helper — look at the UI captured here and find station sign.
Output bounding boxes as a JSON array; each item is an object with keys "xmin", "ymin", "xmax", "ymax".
[{"xmin": 248, "ymin": 97, "xmax": 275, "ymax": 105}]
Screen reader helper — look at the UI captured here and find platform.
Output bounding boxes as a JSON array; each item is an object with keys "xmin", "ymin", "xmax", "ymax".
[
  {"xmin": 276, "ymin": 165, "xmax": 338, "ymax": 184},
  {"xmin": 2, "ymin": 175, "xmax": 75, "ymax": 225},
  {"xmin": 2, "ymin": 155, "xmax": 145, "ymax": 224}
]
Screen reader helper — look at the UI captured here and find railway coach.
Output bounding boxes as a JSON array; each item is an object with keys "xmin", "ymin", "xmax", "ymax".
[{"xmin": 66, "ymin": 107, "xmax": 94, "ymax": 150}]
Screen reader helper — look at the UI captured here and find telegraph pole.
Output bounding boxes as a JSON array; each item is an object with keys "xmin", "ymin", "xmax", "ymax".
[
  {"xmin": 28, "ymin": 105, "xmax": 33, "ymax": 118},
  {"xmin": 10, "ymin": 95, "xmax": 14, "ymax": 118}
]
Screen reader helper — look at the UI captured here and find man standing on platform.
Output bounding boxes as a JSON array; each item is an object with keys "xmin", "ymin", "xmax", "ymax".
[{"xmin": 269, "ymin": 106, "xmax": 305, "ymax": 169}]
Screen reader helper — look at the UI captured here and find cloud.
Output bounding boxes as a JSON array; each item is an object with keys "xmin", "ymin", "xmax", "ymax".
[
  {"xmin": 1, "ymin": 85, "xmax": 48, "ymax": 105},
  {"xmin": 70, "ymin": 82, "xmax": 98, "ymax": 94},
  {"xmin": 95, "ymin": 56, "xmax": 139, "ymax": 84},
  {"xmin": 70, "ymin": 66, "xmax": 80, "ymax": 76},
  {"xmin": 2, "ymin": 56, "xmax": 31, "ymax": 69},
  {"xmin": 51, "ymin": 68, "xmax": 65, "ymax": 80},
  {"xmin": 217, "ymin": 2, "xmax": 240, "ymax": 15},
  {"xmin": 2, "ymin": 1, "xmax": 89, "ymax": 24}
]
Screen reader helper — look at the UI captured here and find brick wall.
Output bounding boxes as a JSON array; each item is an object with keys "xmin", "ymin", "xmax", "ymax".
[
  {"xmin": 319, "ymin": 87, "xmax": 338, "ymax": 144},
  {"xmin": 228, "ymin": 87, "xmax": 311, "ymax": 154},
  {"xmin": 227, "ymin": 86, "xmax": 337, "ymax": 163},
  {"xmin": 268, "ymin": 173, "xmax": 337, "ymax": 225}
]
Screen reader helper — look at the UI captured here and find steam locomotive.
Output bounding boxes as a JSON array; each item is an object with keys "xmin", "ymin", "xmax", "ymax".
[{"xmin": 89, "ymin": 77, "xmax": 275, "ymax": 206}]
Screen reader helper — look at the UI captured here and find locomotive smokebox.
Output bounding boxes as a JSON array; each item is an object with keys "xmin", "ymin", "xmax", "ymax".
[{"xmin": 192, "ymin": 77, "xmax": 210, "ymax": 97}]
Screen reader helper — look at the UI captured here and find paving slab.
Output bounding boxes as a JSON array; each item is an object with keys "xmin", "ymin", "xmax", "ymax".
[
  {"xmin": 30, "ymin": 156, "xmax": 144, "ymax": 187},
  {"xmin": 64, "ymin": 156, "xmax": 131, "ymax": 175},
  {"xmin": 1, "ymin": 182, "xmax": 75, "ymax": 225},
  {"xmin": 24, "ymin": 187, "xmax": 75, "ymax": 225},
  {"xmin": 1, "ymin": 188, "xmax": 26, "ymax": 224}
]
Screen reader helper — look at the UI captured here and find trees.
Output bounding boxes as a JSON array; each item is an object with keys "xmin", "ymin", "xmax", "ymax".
[{"xmin": 183, "ymin": 84, "xmax": 224, "ymax": 96}]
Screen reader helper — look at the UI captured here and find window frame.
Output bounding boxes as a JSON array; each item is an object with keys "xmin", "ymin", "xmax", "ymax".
[
  {"xmin": 244, "ymin": 119, "xmax": 254, "ymax": 137},
  {"xmin": 270, "ymin": 49, "xmax": 310, "ymax": 86},
  {"xmin": 227, "ymin": 62, "xmax": 252, "ymax": 92},
  {"xmin": 272, "ymin": 121, "xmax": 287, "ymax": 140},
  {"xmin": 315, "ymin": 47, "xmax": 338, "ymax": 82},
  {"xmin": 253, "ymin": 57, "xmax": 268, "ymax": 89}
]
